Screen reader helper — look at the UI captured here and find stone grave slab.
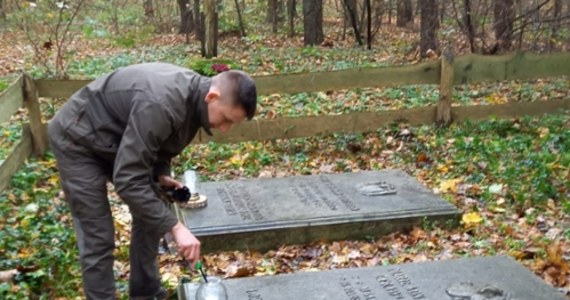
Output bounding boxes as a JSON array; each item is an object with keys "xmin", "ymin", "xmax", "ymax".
[
  {"xmin": 179, "ymin": 255, "xmax": 566, "ymax": 300},
  {"xmin": 175, "ymin": 170, "xmax": 459, "ymax": 252}
]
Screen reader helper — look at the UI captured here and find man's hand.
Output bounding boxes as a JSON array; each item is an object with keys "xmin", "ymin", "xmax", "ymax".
[
  {"xmin": 171, "ymin": 221, "xmax": 201, "ymax": 267},
  {"xmin": 158, "ymin": 175, "xmax": 184, "ymax": 189}
]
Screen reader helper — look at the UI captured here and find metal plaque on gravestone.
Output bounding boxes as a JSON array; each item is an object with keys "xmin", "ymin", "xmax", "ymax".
[
  {"xmin": 176, "ymin": 170, "xmax": 459, "ymax": 252},
  {"xmin": 178, "ymin": 256, "xmax": 566, "ymax": 300}
]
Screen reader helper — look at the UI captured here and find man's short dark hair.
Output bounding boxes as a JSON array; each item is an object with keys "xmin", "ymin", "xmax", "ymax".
[{"xmin": 212, "ymin": 70, "xmax": 257, "ymax": 120}]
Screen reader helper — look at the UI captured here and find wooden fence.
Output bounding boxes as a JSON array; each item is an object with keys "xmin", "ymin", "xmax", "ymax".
[{"xmin": 0, "ymin": 51, "xmax": 569, "ymax": 192}]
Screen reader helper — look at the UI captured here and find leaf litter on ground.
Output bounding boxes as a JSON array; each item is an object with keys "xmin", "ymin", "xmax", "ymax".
[
  {"xmin": 3, "ymin": 113, "xmax": 568, "ymax": 298},
  {"xmin": 0, "ymin": 17, "xmax": 569, "ymax": 299}
]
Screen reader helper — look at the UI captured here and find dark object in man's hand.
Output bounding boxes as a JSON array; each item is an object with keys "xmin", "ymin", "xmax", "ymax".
[{"xmin": 161, "ymin": 186, "xmax": 191, "ymax": 203}]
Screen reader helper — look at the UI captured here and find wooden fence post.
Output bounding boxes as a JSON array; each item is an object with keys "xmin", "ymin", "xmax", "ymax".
[
  {"xmin": 436, "ymin": 48, "xmax": 454, "ymax": 126},
  {"xmin": 23, "ymin": 74, "xmax": 48, "ymax": 156}
]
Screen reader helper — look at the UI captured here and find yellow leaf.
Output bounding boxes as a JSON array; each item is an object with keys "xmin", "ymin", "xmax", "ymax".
[
  {"xmin": 18, "ymin": 248, "xmax": 34, "ymax": 259},
  {"xmin": 462, "ymin": 212, "xmax": 482, "ymax": 226},
  {"xmin": 486, "ymin": 94, "xmax": 506, "ymax": 104},
  {"xmin": 437, "ymin": 164, "xmax": 449, "ymax": 173},
  {"xmin": 490, "ymin": 207, "xmax": 506, "ymax": 213},
  {"xmin": 48, "ymin": 175, "xmax": 59, "ymax": 186},
  {"xmin": 20, "ymin": 193, "xmax": 30, "ymax": 202},
  {"xmin": 229, "ymin": 154, "xmax": 243, "ymax": 166},
  {"xmin": 20, "ymin": 218, "xmax": 30, "ymax": 228},
  {"xmin": 440, "ymin": 178, "xmax": 461, "ymax": 193},
  {"xmin": 508, "ymin": 250, "xmax": 528, "ymax": 260},
  {"xmin": 538, "ymin": 127, "xmax": 550, "ymax": 138},
  {"xmin": 43, "ymin": 159, "xmax": 57, "ymax": 169}
]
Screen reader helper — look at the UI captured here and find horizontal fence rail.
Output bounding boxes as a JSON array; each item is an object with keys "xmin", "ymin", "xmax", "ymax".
[
  {"xmin": 0, "ymin": 126, "xmax": 33, "ymax": 192},
  {"xmin": 35, "ymin": 52, "xmax": 570, "ymax": 98},
  {"xmin": 453, "ymin": 51, "xmax": 570, "ymax": 84},
  {"xmin": 0, "ymin": 75, "xmax": 24, "ymax": 124},
  {"xmin": 193, "ymin": 99, "xmax": 570, "ymax": 144}
]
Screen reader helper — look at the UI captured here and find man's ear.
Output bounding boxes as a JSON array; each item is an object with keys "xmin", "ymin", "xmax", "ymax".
[{"xmin": 205, "ymin": 90, "xmax": 220, "ymax": 103}]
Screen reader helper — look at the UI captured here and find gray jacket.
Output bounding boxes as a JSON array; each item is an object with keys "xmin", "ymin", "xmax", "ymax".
[{"xmin": 53, "ymin": 62, "xmax": 212, "ymax": 235}]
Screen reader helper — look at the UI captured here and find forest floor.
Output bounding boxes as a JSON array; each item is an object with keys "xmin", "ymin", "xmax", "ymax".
[{"xmin": 0, "ymin": 17, "xmax": 569, "ymax": 299}]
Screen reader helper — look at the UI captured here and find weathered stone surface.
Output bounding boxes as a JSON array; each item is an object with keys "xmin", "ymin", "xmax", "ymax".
[
  {"xmin": 177, "ymin": 170, "xmax": 459, "ymax": 252},
  {"xmin": 179, "ymin": 256, "xmax": 566, "ymax": 300}
]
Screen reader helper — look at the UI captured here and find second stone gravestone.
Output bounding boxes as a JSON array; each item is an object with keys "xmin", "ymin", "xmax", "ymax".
[
  {"xmin": 179, "ymin": 255, "xmax": 566, "ymax": 300},
  {"xmin": 175, "ymin": 169, "xmax": 459, "ymax": 252}
]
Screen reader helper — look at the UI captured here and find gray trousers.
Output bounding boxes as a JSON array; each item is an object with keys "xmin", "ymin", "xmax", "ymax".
[{"xmin": 48, "ymin": 120, "xmax": 163, "ymax": 300}]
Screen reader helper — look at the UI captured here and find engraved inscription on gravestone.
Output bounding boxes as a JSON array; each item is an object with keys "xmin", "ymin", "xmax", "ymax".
[
  {"xmin": 214, "ymin": 174, "xmax": 366, "ymax": 220},
  {"xmin": 216, "ymin": 182, "xmax": 265, "ymax": 221},
  {"xmin": 339, "ymin": 276, "xmax": 377, "ymax": 300},
  {"xmin": 376, "ymin": 268, "xmax": 426, "ymax": 300}
]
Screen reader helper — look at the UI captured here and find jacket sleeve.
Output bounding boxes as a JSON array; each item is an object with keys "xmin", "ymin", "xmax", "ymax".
[
  {"xmin": 153, "ymin": 153, "xmax": 172, "ymax": 180},
  {"xmin": 113, "ymin": 99, "xmax": 179, "ymax": 235}
]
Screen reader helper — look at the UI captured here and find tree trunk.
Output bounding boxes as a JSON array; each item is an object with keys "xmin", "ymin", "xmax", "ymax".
[
  {"xmin": 493, "ymin": 0, "xmax": 514, "ymax": 53},
  {"xmin": 359, "ymin": 0, "xmax": 368, "ymax": 34},
  {"xmin": 178, "ymin": 0, "xmax": 193, "ymax": 34},
  {"xmin": 144, "ymin": 0, "xmax": 154, "ymax": 17},
  {"xmin": 288, "ymin": 0, "xmax": 296, "ymax": 37},
  {"xmin": 343, "ymin": 0, "xmax": 363, "ymax": 45},
  {"xmin": 551, "ymin": 0, "xmax": 562, "ymax": 48},
  {"xmin": 344, "ymin": 0, "xmax": 358, "ymax": 30},
  {"xmin": 342, "ymin": 1, "xmax": 348, "ymax": 40},
  {"xmin": 204, "ymin": 0, "xmax": 217, "ymax": 57},
  {"xmin": 267, "ymin": 0, "xmax": 279, "ymax": 33},
  {"xmin": 463, "ymin": 0, "xmax": 476, "ymax": 53},
  {"xmin": 194, "ymin": 0, "xmax": 203, "ymax": 42},
  {"xmin": 420, "ymin": 0, "xmax": 439, "ymax": 58},
  {"xmin": 234, "ymin": 0, "xmax": 246, "ymax": 36},
  {"xmin": 388, "ymin": 0, "xmax": 393, "ymax": 24},
  {"xmin": 397, "ymin": 0, "xmax": 413, "ymax": 27},
  {"xmin": 374, "ymin": 0, "xmax": 384, "ymax": 27},
  {"xmin": 440, "ymin": 0, "xmax": 445, "ymax": 24},
  {"xmin": 1, "ymin": 0, "xmax": 7, "ymax": 19},
  {"xmin": 303, "ymin": 0, "xmax": 324, "ymax": 46},
  {"xmin": 567, "ymin": 0, "xmax": 570, "ymax": 31},
  {"xmin": 366, "ymin": 0, "xmax": 372, "ymax": 49}
]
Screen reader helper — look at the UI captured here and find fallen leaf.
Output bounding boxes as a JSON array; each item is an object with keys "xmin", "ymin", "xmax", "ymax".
[
  {"xmin": 489, "ymin": 184, "xmax": 503, "ymax": 194},
  {"xmin": 508, "ymin": 250, "xmax": 530, "ymax": 260},
  {"xmin": 319, "ymin": 164, "xmax": 335, "ymax": 173},
  {"xmin": 300, "ymin": 247, "xmax": 322, "ymax": 259},
  {"xmin": 347, "ymin": 250, "xmax": 361, "ymax": 259},
  {"xmin": 547, "ymin": 242, "xmax": 570, "ymax": 272},
  {"xmin": 440, "ymin": 178, "xmax": 461, "ymax": 193},
  {"xmin": 258, "ymin": 170, "xmax": 273, "ymax": 178},
  {"xmin": 462, "ymin": 212, "xmax": 483, "ymax": 227},
  {"xmin": 223, "ymin": 263, "xmax": 255, "ymax": 278},
  {"xmin": 490, "ymin": 206, "xmax": 506, "ymax": 213},
  {"xmin": 331, "ymin": 255, "xmax": 348, "ymax": 264},
  {"xmin": 437, "ymin": 164, "xmax": 449, "ymax": 174},
  {"xmin": 411, "ymin": 227, "xmax": 427, "ymax": 240}
]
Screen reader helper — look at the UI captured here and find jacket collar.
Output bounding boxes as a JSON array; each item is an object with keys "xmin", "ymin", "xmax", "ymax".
[{"xmin": 195, "ymin": 77, "xmax": 213, "ymax": 136}]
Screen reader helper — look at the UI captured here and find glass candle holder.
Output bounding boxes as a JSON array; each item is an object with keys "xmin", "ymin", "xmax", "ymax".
[
  {"xmin": 195, "ymin": 276, "xmax": 228, "ymax": 300},
  {"xmin": 184, "ymin": 170, "xmax": 201, "ymax": 196}
]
